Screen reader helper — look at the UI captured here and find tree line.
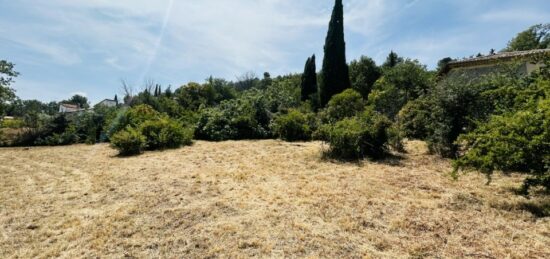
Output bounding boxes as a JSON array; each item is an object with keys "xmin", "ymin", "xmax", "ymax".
[{"xmin": 0, "ymin": 1, "xmax": 548, "ymax": 194}]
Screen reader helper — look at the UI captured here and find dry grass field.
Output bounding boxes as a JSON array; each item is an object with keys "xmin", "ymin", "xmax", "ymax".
[{"xmin": 0, "ymin": 140, "xmax": 549, "ymax": 258}]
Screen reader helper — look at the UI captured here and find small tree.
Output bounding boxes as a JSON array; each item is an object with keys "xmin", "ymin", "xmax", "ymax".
[
  {"xmin": 64, "ymin": 94, "xmax": 89, "ymax": 109},
  {"xmin": 0, "ymin": 60, "xmax": 18, "ymax": 116},
  {"xmin": 349, "ymin": 56, "xmax": 381, "ymax": 99},
  {"xmin": 300, "ymin": 55, "xmax": 318, "ymax": 102}
]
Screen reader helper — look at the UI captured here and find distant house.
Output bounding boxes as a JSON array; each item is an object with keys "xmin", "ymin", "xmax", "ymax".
[
  {"xmin": 59, "ymin": 103, "xmax": 82, "ymax": 113},
  {"xmin": 441, "ymin": 49, "xmax": 549, "ymax": 78},
  {"xmin": 96, "ymin": 99, "xmax": 118, "ymax": 108}
]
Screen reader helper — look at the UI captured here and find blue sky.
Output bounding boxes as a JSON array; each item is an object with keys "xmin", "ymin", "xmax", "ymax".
[{"xmin": 1, "ymin": 0, "xmax": 549, "ymax": 104}]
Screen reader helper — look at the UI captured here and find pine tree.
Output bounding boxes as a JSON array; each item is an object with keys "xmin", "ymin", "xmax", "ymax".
[
  {"xmin": 301, "ymin": 55, "xmax": 317, "ymax": 102},
  {"xmin": 319, "ymin": 0, "xmax": 351, "ymax": 107}
]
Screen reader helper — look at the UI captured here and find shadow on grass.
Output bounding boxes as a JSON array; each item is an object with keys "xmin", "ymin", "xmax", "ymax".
[
  {"xmin": 493, "ymin": 187, "xmax": 550, "ymax": 218},
  {"xmin": 320, "ymin": 150, "xmax": 405, "ymax": 167},
  {"xmin": 517, "ymin": 200, "xmax": 550, "ymax": 218}
]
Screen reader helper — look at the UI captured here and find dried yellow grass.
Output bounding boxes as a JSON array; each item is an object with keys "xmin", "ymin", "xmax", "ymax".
[{"xmin": 0, "ymin": 140, "xmax": 549, "ymax": 258}]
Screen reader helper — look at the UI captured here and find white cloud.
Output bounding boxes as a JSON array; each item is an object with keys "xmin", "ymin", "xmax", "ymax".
[
  {"xmin": 480, "ymin": 9, "xmax": 550, "ymax": 23},
  {"xmin": 3, "ymin": 0, "xmax": 550, "ymax": 102}
]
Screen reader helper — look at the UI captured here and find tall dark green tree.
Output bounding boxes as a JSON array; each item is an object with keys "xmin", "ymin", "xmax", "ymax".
[
  {"xmin": 300, "ymin": 55, "xmax": 318, "ymax": 102},
  {"xmin": 319, "ymin": 0, "xmax": 351, "ymax": 107},
  {"xmin": 382, "ymin": 51, "xmax": 404, "ymax": 69}
]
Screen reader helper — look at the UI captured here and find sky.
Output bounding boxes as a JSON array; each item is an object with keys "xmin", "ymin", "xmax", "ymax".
[{"xmin": 1, "ymin": 0, "xmax": 549, "ymax": 104}]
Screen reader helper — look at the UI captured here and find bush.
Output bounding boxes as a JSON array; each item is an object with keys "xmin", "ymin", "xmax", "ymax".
[
  {"xmin": 349, "ymin": 56, "xmax": 382, "ymax": 98},
  {"xmin": 367, "ymin": 79, "xmax": 408, "ymax": 120},
  {"xmin": 322, "ymin": 89, "xmax": 365, "ymax": 123},
  {"xmin": 35, "ymin": 125, "xmax": 79, "ymax": 146},
  {"xmin": 139, "ymin": 117, "xmax": 193, "ymax": 150},
  {"xmin": 317, "ymin": 110, "xmax": 392, "ymax": 160},
  {"xmin": 453, "ymin": 99, "xmax": 550, "ymax": 193},
  {"xmin": 107, "ymin": 105, "xmax": 160, "ymax": 138},
  {"xmin": 368, "ymin": 60, "xmax": 434, "ymax": 119},
  {"xmin": 424, "ymin": 61, "xmax": 548, "ymax": 157},
  {"xmin": 195, "ymin": 93, "xmax": 271, "ymax": 141},
  {"xmin": 1, "ymin": 118, "xmax": 25, "ymax": 128},
  {"xmin": 110, "ymin": 127, "xmax": 146, "ymax": 156},
  {"xmin": 397, "ymin": 98, "xmax": 434, "ymax": 140},
  {"xmin": 271, "ymin": 109, "xmax": 314, "ymax": 141}
]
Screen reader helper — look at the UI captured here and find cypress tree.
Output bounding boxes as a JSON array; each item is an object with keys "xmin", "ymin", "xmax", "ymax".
[
  {"xmin": 319, "ymin": 0, "xmax": 351, "ymax": 107},
  {"xmin": 382, "ymin": 50, "xmax": 403, "ymax": 69},
  {"xmin": 114, "ymin": 95, "xmax": 118, "ymax": 105},
  {"xmin": 300, "ymin": 55, "xmax": 317, "ymax": 102}
]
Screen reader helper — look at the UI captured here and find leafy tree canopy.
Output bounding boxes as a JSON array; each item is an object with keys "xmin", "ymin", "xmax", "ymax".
[
  {"xmin": 505, "ymin": 23, "xmax": 550, "ymax": 51},
  {"xmin": 63, "ymin": 94, "xmax": 89, "ymax": 109},
  {"xmin": 349, "ymin": 56, "xmax": 382, "ymax": 99},
  {"xmin": 0, "ymin": 60, "xmax": 18, "ymax": 115}
]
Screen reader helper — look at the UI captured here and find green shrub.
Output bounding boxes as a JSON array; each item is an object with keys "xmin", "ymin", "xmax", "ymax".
[
  {"xmin": 195, "ymin": 94, "xmax": 270, "ymax": 141},
  {"xmin": 453, "ymin": 98, "xmax": 550, "ymax": 193},
  {"xmin": 139, "ymin": 117, "xmax": 193, "ymax": 150},
  {"xmin": 271, "ymin": 109, "xmax": 314, "ymax": 141},
  {"xmin": 368, "ymin": 60, "xmax": 434, "ymax": 119},
  {"xmin": 424, "ymin": 61, "xmax": 548, "ymax": 158},
  {"xmin": 397, "ymin": 98, "xmax": 434, "ymax": 140},
  {"xmin": 317, "ymin": 110, "xmax": 392, "ymax": 160},
  {"xmin": 322, "ymin": 89, "xmax": 364, "ymax": 123},
  {"xmin": 107, "ymin": 104, "xmax": 160, "ymax": 138},
  {"xmin": 349, "ymin": 56, "xmax": 382, "ymax": 98},
  {"xmin": 387, "ymin": 123, "xmax": 405, "ymax": 152},
  {"xmin": 1, "ymin": 118, "xmax": 25, "ymax": 128},
  {"xmin": 35, "ymin": 125, "xmax": 79, "ymax": 146},
  {"xmin": 110, "ymin": 127, "xmax": 146, "ymax": 156},
  {"xmin": 367, "ymin": 79, "xmax": 407, "ymax": 120}
]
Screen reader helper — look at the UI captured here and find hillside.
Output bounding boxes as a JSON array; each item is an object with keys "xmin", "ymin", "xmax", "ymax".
[{"xmin": 1, "ymin": 141, "xmax": 549, "ymax": 258}]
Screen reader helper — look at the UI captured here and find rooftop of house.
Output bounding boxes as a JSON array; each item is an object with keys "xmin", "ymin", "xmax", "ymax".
[
  {"xmin": 60, "ymin": 103, "xmax": 80, "ymax": 109},
  {"xmin": 447, "ymin": 49, "xmax": 550, "ymax": 68}
]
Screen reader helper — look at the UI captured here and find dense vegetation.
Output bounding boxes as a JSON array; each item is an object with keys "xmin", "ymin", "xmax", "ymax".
[{"xmin": 0, "ymin": 0, "xmax": 548, "ymax": 195}]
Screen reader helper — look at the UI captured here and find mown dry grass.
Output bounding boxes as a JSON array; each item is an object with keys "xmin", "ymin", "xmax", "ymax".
[{"xmin": 0, "ymin": 140, "xmax": 549, "ymax": 258}]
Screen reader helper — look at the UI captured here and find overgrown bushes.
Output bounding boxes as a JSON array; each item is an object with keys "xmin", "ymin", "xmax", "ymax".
[
  {"xmin": 322, "ymin": 89, "xmax": 364, "ymax": 123},
  {"xmin": 453, "ymin": 83, "xmax": 550, "ymax": 194},
  {"xmin": 271, "ymin": 109, "xmax": 315, "ymax": 141},
  {"xmin": 110, "ymin": 127, "xmax": 146, "ymax": 156},
  {"xmin": 1, "ymin": 118, "xmax": 25, "ymax": 128},
  {"xmin": 317, "ymin": 109, "xmax": 392, "ymax": 160},
  {"xmin": 139, "ymin": 117, "xmax": 193, "ymax": 150},
  {"xmin": 196, "ymin": 93, "xmax": 268, "ymax": 141},
  {"xmin": 108, "ymin": 105, "xmax": 194, "ymax": 155}
]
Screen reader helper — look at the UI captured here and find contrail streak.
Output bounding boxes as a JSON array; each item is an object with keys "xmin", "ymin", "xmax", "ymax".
[{"xmin": 139, "ymin": 0, "xmax": 174, "ymax": 85}]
